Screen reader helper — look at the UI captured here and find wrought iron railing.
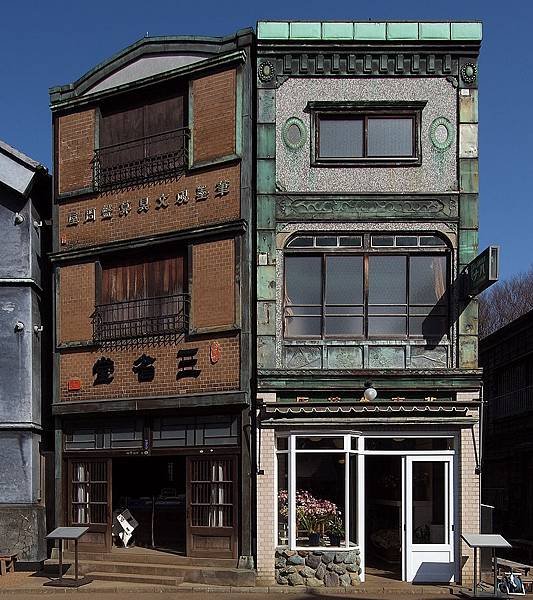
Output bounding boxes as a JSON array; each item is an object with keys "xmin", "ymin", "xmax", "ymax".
[
  {"xmin": 92, "ymin": 294, "xmax": 189, "ymax": 344},
  {"xmin": 93, "ymin": 128, "xmax": 189, "ymax": 191}
]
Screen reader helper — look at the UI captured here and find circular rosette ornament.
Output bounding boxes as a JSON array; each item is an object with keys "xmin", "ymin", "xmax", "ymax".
[
  {"xmin": 460, "ymin": 63, "xmax": 477, "ymax": 85},
  {"xmin": 281, "ymin": 117, "xmax": 307, "ymax": 151},
  {"xmin": 258, "ymin": 60, "xmax": 275, "ymax": 82},
  {"xmin": 429, "ymin": 117, "xmax": 455, "ymax": 152}
]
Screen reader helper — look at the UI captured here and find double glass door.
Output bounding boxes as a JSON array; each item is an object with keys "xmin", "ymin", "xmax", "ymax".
[{"xmin": 403, "ymin": 456, "xmax": 454, "ymax": 583}]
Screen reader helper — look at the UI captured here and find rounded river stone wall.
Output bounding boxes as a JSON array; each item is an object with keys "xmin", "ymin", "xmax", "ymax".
[{"xmin": 275, "ymin": 549, "xmax": 362, "ymax": 587}]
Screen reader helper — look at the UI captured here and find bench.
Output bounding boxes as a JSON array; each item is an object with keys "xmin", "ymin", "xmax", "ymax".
[
  {"xmin": 0, "ymin": 554, "xmax": 17, "ymax": 576},
  {"xmin": 496, "ymin": 558, "xmax": 533, "ymax": 593}
]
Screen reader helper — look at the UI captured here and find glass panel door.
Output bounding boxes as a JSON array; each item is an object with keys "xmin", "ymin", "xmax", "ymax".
[{"xmin": 405, "ymin": 456, "xmax": 454, "ymax": 583}]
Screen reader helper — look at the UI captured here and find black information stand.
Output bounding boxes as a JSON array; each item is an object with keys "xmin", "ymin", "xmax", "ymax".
[
  {"xmin": 461, "ymin": 533, "xmax": 512, "ymax": 598},
  {"xmin": 44, "ymin": 526, "xmax": 91, "ymax": 588}
]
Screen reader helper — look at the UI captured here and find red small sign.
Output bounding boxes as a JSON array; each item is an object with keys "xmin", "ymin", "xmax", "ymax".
[
  {"xmin": 210, "ymin": 342, "xmax": 221, "ymax": 364},
  {"xmin": 67, "ymin": 379, "xmax": 81, "ymax": 391}
]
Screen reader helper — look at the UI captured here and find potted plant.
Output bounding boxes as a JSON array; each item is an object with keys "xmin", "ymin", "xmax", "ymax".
[
  {"xmin": 297, "ymin": 509, "xmax": 321, "ymax": 546},
  {"xmin": 326, "ymin": 514, "xmax": 344, "ymax": 547}
]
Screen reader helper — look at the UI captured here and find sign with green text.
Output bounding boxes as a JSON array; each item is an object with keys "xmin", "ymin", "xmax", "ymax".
[{"xmin": 466, "ymin": 245, "xmax": 499, "ymax": 297}]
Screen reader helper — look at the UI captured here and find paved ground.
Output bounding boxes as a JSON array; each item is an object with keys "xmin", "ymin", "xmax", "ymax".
[{"xmin": 0, "ymin": 571, "xmax": 466, "ymax": 599}]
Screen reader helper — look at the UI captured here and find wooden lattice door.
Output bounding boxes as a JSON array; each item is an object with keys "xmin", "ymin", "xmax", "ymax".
[
  {"xmin": 68, "ymin": 459, "xmax": 111, "ymax": 551},
  {"xmin": 186, "ymin": 456, "xmax": 237, "ymax": 558}
]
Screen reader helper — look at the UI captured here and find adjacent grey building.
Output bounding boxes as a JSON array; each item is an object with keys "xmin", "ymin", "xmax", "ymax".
[{"xmin": 0, "ymin": 140, "xmax": 51, "ymax": 564}]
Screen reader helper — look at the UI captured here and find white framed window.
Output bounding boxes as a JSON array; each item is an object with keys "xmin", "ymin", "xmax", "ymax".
[
  {"xmin": 276, "ymin": 433, "xmax": 361, "ymax": 550},
  {"xmin": 275, "ymin": 433, "xmax": 455, "ymax": 551}
]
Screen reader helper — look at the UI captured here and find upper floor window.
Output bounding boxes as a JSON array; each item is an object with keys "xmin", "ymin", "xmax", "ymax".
[
  {"xmin": 309, "ymin": 102, "xmax": 423, "ymax": 167},
  {"xmin": 284, "ymin": 234, "xmax": 448, "ymax": 341},
  {"xmin": 94, "ymin": 91, "xmax": 189, "ymax": 191},
  {"xmin": 93, "ymin": 251, "xmax": 188, "ymax": 344}
]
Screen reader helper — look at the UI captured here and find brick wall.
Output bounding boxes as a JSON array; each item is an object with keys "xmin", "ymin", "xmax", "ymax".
[
  {"xmin": 57, "ymin": 164, "xmax": 240, "ymax": 250},
  {"xmin": 59, "ymin": 333, "xmax": 240, "ymax": 402},
  {"xmin": 460, "ymin": 413, "xmax": 481, "ymax": 587},
  {"xmin": 192, "ymin": 238, "xmax": 235, "ymax": 330},
  {"xmin": 193, "ymin": 69, "xmax": 236, "ymax": 164},
  {"xmin": 57, "ymin": 110, "xmax": 95, "ymax": 194},
  {"xmin": 58, "ymin": 263, "xmax": 95, "ymax": 343},
  {"xmin": 256, "ymin": 427, "xmax": 276, "ymax": 584}
]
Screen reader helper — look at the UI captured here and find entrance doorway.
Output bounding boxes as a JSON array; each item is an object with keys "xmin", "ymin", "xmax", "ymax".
[
  {"xmin": 113, "ymin": 456, "xmax": 186, "ymax": 553},
  {"xmin": 365, "ymin": 456, "xmax": 402, "ymax": 580},
  {"xmin": 364, "ymin": 454, "xmax": 454, "ymax": 583}
]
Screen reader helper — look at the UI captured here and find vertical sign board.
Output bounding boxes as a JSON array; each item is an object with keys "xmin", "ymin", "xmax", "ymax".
[{"xmin": 466, "ymin": 245, "xmax": 500, "ymax": 297}]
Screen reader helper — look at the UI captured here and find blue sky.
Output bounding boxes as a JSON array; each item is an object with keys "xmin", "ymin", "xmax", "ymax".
[{"xmin": 0, "ymin": 0, "xmax": 530, "ymax": 279}]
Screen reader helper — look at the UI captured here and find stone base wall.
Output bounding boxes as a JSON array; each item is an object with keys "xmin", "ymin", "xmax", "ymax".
[
  {"xmin": 275, "ymin": 549, "xmax": 361, "ymax": 587},
  {"xmin": 0, "ymin": 504, "xmax": 47, "ymax": 563}
]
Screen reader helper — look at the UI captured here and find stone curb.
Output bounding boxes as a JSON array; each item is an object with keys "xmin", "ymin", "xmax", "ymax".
[{"xmin": 0, "ymin": 585, "xmax": 458, "ymax": 595}]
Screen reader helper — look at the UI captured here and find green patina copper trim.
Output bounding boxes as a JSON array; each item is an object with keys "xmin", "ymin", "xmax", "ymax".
[
  {"xmin": 257, "ymin": 21, "xmax": 482, "ymax": 41},
  {"xmin": 281, "ymin": 117, "xmax": 307, "ymax": 151},
  {"xmin": 430, "ymin": 117, "xmax": 455, "ymax": 151}
]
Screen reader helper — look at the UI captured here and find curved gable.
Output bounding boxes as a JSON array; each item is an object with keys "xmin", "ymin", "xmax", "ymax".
[{"xmin": 50, "ymin": 33, "xmax": 249, "ymax": 105}]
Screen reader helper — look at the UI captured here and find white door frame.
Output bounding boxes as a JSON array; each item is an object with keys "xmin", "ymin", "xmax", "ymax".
[{"xmin": 404, "ymin": 455, "xmax": 455, "ymax": 583}]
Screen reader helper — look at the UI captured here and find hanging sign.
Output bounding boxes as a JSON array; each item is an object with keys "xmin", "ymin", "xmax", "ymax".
[{"xmin": 465, "ymin": 245, "xmax": 499, "ymax": 297}]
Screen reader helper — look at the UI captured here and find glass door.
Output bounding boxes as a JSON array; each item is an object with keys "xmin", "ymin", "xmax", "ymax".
[{"xmin": 404, "ymin": 456, "xmax": 454, "ymax": 583}]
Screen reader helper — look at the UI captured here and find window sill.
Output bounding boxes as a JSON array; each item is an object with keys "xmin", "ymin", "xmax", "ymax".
[{"xmin": 311, "ymin": 157, "xmax": 421, "ymax": 168}]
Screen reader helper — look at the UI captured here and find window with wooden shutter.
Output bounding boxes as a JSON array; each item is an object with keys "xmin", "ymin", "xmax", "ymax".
[
  {"xmin": 95, "ymin": 92, "xmax": 188, "ymax": 190},
  {"xmin": 93, "ymin": 252, "xmax": 189, "ymax": 344}
]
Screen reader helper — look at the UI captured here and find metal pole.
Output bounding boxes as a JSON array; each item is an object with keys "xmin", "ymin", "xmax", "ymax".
[
  {"xmin": 493, "ymin": 547, "xmax": 497, "ymax": 597},
  {"xmin": 474, "ymin": 546, "xmax": 478, "ymax": 597},
  {"xmin": 75, "ymin": 538, "xmax": 79, "ymax": 581},
  {"xmin": 58, "ymin": 539, "xmax": 63, "ymax": 582}
]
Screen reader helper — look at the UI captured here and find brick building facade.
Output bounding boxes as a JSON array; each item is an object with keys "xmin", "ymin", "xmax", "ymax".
[
  {"xmin": 49, "ymin": 31, "xmax": 254, "ymax": 566},
  {"xmin": 254, "ymin": 21, "xmax": 484, "ymax": 588}
]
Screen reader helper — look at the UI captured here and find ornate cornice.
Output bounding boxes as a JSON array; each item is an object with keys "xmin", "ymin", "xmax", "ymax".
[
  {"xmin": 257, "ymin": 52, "xmax": 476, "ymax": 85},
  {"xmin": 276, "ymin": 195, "xmax": 459, "ymax": 220}
]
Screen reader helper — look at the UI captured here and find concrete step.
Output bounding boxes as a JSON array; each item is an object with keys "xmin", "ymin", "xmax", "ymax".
[
  {"xmin": 53, "ymin": 548, "xmax": 236, "ymax": 568},
  {"xmin": 44, "ymin": 558, "xmax": 256, "ymax": 587},
  {"xmin": 87, "ymin": 571, "xmax": 182, "ymax": 587}
]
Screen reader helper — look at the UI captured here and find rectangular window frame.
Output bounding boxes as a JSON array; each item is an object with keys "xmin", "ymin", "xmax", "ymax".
[
  {"xmin": 308, "ymin": 101, "xmax": 425, "ymax": 168},
  {"xmin": 93, "ymin": 248, "xmax": 190, "ymax": 344},
  {"xmin": 274, "ymin": 433, "xmax": 456, "ymax": 553},
  {"xmin": 283, "ymin": 247, "xmax": 449, "ymax": 342}
]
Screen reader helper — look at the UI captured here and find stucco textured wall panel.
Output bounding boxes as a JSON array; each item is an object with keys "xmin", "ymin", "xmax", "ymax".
[
  {"xmin": 192, "ymin": 239, "xmax": 235, "ymax": 330},
  {"xmin": 276, "ymin": 78, "xmax": 457, "ymax": 193},
  {"xmin": 193, "ymin": 69, "xmax": 236, "ymax": 163},
  {"xmin": 0, "ymin": 431, "xmax": 37, "ymax": 503},
  {"xmin": 58, "ymin": 262, "xmax": 95, "ymax": 343},
  {"xmin": 0, "ymin": 289, "xmax": 33, "ymax": 423},
  {"xmin": 0, "ymin": 190, "xmax": 31, "ymax": 278},
  {"xmin": 0, "ymin": 504, "xmax": 46, "ymax": 562}
]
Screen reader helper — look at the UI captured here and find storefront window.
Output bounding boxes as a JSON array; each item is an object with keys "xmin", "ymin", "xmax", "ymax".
[
  {"xmin": 295, "ymin": 453, "xmax": 345, "ymax": 547},
  {"xmin": 277, "ymin": 434, "xmax": 359, "ymax": 549}
]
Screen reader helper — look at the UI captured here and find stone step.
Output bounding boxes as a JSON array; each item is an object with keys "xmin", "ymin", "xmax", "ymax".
[
  {"xmin": 53, "ymin": 548, "xmax": 236, "ymax": 568},
  {"xmin": 44, "ymin": 558, "xmax": 256, "ymax": 587},
  {"xmin": 88, "ymin": 571, "xmax": 182, "ymax": 587}
]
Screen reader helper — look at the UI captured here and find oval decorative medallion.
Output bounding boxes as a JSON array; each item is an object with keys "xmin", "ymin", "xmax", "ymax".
[
  {"xmin": 210, "ymin": 341, "xmax": 221, "ymax": 364},
  {"xmin": 429, "ymin": 117, "xmax": 454, "ymax": 151},
  {"xmin": 258, "ymin": 60, "xmax": 275, "ymax": 82},
  {"xmin": 460, "ymin": 62, "xmax": 477, "ymax": 84},
  {"xmin": 281, "ymin": 117, "xmax": 307, "ymax": 150}
]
